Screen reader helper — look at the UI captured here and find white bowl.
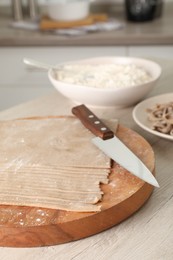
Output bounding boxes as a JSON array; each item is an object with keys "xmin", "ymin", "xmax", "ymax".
[
  {"xmin": 47, "ymin": 0, "xmax": 90, "ymax": 21},
  {"xmin": 48, "ymin": 56, "xmax": 162, "ymax": 108}
]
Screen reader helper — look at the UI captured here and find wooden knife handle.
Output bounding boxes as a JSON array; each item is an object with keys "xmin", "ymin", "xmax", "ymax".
[{"xmin": 72, "ymin": 104, "xmax": 114, "ymax": 140}]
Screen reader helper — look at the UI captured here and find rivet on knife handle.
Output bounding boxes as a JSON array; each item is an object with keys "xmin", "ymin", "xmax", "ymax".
[{"xmin": 72, "ymin": 104, "xmax": 114, "ymax": 140}]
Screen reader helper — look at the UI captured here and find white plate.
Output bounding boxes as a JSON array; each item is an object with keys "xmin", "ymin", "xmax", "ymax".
[{"xmin": 133, "ymin": 93, "xmax": 173, "ymax": 141}]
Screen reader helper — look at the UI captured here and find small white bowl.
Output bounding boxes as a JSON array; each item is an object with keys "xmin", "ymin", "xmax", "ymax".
[
  {"xmin": 133, "ymin": 93, "xmax": 173, "ymax": 140},
  {"xmin": 47, "ymin": 0, "xmax": 90, "ymax": 21},
  {"xmin": 48, "ymin": 56, "xmax": 162, "ymax": 108}
]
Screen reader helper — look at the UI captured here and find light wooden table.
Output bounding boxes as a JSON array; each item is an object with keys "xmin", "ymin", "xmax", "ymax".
[{"xmin": 0, "ymin": 58, "xmax": 173, "ymax": 260}]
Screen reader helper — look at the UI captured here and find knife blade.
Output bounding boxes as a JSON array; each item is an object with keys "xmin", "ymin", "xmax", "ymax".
[{"xmin": 72, "ymin": 104, "xmax": 159, "ymax": 188}]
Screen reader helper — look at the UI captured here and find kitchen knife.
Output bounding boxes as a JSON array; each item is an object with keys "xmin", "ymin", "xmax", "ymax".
[{"xmin": 72, "ymin": 104, "xmax": 159, "ymax": 188}]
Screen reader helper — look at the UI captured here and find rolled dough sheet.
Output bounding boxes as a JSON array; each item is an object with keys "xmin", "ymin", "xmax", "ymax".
[{"xmin": 0, "ymin": 117, "xmax": 118, "ymax": 212}]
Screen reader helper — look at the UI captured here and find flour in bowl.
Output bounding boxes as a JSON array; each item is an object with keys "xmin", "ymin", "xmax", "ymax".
[{"xmin": 54, "ymin": 64, "xmax": 152, "ymax": 88}]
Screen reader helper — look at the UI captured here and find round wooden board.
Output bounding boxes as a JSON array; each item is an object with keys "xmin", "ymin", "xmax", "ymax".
[{"xmin": 0, "ymin": 124, "xmax": 155, "ymax": 247}]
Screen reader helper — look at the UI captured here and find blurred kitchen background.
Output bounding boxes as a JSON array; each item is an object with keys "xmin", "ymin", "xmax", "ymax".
[{"xmin": 0, "ymin": 0, "xmax": 173, "ymax": 110}]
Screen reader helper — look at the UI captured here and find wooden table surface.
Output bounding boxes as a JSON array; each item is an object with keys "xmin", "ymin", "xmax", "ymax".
[{"xmin": 0, "ymin": 58, "xmax": 173, "ymax": 259}]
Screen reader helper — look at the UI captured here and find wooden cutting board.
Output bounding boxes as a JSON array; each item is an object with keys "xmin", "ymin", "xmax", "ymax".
[
  {"xmin": 40, "ymin": 13, "xmax": 108, "ymax": 30},
  {"xmin": 0, "ymin": 123, "xmax": 155, "ymax": 248}
]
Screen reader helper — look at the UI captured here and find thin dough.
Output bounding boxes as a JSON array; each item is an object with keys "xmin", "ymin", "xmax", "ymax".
[{"xmin": 0, "ymin": 117, "xmax": 118, "ymax": 212}]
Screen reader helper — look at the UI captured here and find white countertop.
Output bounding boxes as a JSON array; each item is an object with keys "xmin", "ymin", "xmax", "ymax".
[
  {"xmin": 0, "ymin": 58, "xmax": 172, "ymax": 259},
  {"xmin": 0, "ymin": 2, "xmax": 173, "ymax": 46}
]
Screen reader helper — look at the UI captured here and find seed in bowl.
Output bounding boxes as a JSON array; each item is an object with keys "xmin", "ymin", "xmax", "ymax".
[{"xmin": 54, "ymin": 64, "xmax": 152, "ymax": 89}]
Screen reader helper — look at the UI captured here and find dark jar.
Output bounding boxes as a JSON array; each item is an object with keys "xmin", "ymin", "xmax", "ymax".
[{"xmin": 125, "ymin": 0, "xmax": 163, "ymax": 22}]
